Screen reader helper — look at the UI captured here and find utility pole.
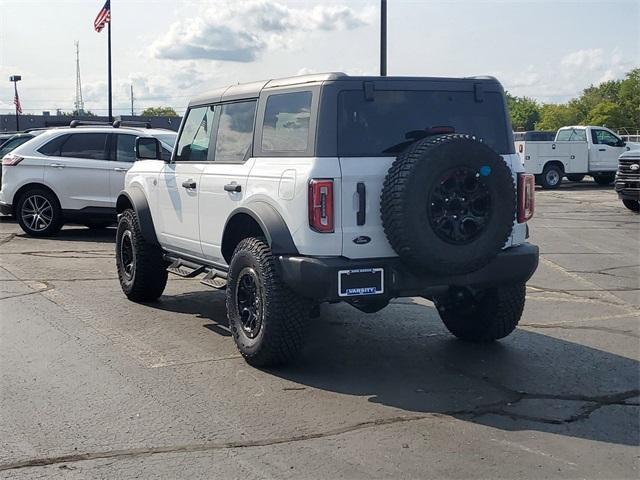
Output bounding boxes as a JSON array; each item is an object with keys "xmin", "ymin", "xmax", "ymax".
[
  {"xmin": 74, "ymin": 41, "xmax": 85, "ymax": 115},
  {"xmin": 130, "ymin": 84, "xmax": 134, "ymax": 116},
  {"xmin": 380, "ymin": 0, "xmax": 387, "ymax": 76}
]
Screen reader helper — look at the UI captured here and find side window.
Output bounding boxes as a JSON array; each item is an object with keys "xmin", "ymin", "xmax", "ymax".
[
  {"xmin": 116, "ymin": 134, "xmax": 137, "ymax": 162},
  {"xmin": 175, "ymin": 105, "xmax": 215, "ymax": 161},
  {"xmin": 214, "ymin": 100, "xmax": 257, "ymax": 162},
  {"xmin": 262, "ymin": 91, "xmax": 312, "ymax": 152},
  {"xmin": 556, "ymin": 129, "xmax": 571, "ymax": 141},
  {"xmin": 37, "ymin": 134, "xmax": 70, "ymax": 156},
  {"xmin": 60, "ymin": 133, "xmax": 109, "ymax": 160},
  {"xmin": 594, "ymin": 129, "xmax": 620, "ymax": 146},
  {"xmin": 571, "ymin": 129, "xmax": 586, "ymax": 142}
]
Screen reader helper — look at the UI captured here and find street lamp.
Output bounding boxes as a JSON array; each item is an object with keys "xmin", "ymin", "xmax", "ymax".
[{"xmin": 9, "ymin": 75, "xmax": 22, "ymax": 131}]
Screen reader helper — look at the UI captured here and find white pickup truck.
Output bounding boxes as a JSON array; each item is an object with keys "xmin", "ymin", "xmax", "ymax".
[{"xmin": 516, "ymin": 126, "xmax": 637, "ymax": 188}]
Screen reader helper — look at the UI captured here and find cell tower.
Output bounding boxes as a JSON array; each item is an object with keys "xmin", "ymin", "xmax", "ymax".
[{"xmin": 74, "ymin": 41, "xmax": 85, "ymax": 115}]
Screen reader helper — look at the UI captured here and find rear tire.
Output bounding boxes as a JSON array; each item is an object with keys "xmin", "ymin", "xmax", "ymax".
[
  {"xmin": 16, "ymin": 188, "xmax": 63, "ymax": 237},
  {"xmin": 539, "ymin": 164, "xmax": 563, "ymax": 189},
  {"xmin": 622, "ymin": 199, "xmax": 640, "ymax": 212},
  {"xmin": 593, "ymin": 173, "xmax": 615, "ymax": 186},
  {"xmin": 226, "ymin": 237, "xmax": 309, "ymax": 367},
  {"xmin": 116, "ymin": 209, "xmax": 168, "ymax": 302},
  {"xmin": 566, "ymin": 174, "xmax": 585, "ymax": 182},
  {"xmin": 435, "ymin": 284, "xmax": 526, "ymax": 342}
]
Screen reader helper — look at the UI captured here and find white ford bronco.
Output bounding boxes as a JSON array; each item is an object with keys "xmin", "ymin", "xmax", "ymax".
[{"xmin": 115, "ymin": 73, "xmax": 538, "ymax": 366}]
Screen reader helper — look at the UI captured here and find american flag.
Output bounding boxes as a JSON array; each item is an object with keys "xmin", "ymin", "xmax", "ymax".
[
  {"xmin": 94, "ymin": 0, "xmax": 111, "ymax": 32},
  {"xmin": 14, "ymin": 92, "xmax": 22, "ymax": 114}
]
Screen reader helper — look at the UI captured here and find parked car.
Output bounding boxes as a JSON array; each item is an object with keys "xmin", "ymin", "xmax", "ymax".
[
  {"xmin": 0, "ymin": 122, "xmax": 176, "ymax": 235},
  {"xmin": 0, "ymin": 132, "xmax": 49, "ymax": 187},
  {"xmin": 518, "ymin": 126, "xmax": 639, "ymax": 188},
  {"xmin": 615, "ymin": 150, "xmax": 640, "ymax": 212},
  {"xmin": 115, "ymin": 73, "xmax": 538, "ymax": 367}
]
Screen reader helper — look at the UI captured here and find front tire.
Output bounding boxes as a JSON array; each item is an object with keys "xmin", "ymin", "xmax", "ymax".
[
  {"xmin": 116, "ymin": 209, "xmax": 168, "ymax": 302},
  {"xmin": 226, "ymin": 237, "xmax": 309, "ymax": 367},
  {"xmin": 622, "ymin": 199, "xmax": 640, "ymax": 212},
  {"xmin": 435, "ymin": 284, "xmax": 526, "ymax": 342},
  {"xmin": 16, "ymin": 188, "xmax": 63, "ymax": 237}
]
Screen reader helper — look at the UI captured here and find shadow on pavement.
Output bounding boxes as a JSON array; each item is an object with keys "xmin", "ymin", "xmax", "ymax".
[{"xmin": 147, "ymin": 291, "xmax": 639, "ymax": 446}]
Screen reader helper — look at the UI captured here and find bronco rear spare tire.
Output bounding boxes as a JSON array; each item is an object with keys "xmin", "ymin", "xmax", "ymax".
[{"xmin": 381, "ymin": 134, "xmax": 515, "ymax": 275}]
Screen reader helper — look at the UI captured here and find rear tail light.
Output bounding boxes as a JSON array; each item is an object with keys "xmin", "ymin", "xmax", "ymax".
[
  {"xmin": 2, "ymin": 154, "xmax": 23, "ymax": 166},
  {"xmin": 308, "ymin": 179, "xmax": 334, "ymax": 233},
  {"xmin": 517, "ymin": 173, "xmax": 535, "ymax": 223}
]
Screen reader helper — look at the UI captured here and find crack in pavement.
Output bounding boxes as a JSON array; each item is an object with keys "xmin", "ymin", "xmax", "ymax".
[
  {"xmin": 0, "ymin": 233, "xmax": 17, "ymax": 245},
  {"xmin": 2, "ymin": 387, "xmax": 638, "ymax": 472},
  {"xmin": 0, "ymin": 281, "xmax": 54, "ymax": 300},
  {"xmin": 0, "ymin": 415, "xmax": 428, "ymax": 472},
  {"xmin": 520, "ymin": 322, "xmax": 640, "ymax": 338}
]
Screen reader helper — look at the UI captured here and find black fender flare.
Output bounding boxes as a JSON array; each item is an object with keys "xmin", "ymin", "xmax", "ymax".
[
  {"xmin": 116, "ymin": 187, "xmax": 160, "ymax": 246},
  {"xmin": 222, "ymin": 202, "xmax": 299, "ymax": 259}
]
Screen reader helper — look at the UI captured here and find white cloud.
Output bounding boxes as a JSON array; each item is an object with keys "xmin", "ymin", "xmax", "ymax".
[{"xmin": 150, "ymin": 0, "xmax": 371, "ymax": 62}]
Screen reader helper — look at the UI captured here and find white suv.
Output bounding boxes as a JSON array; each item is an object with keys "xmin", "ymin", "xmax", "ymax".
[
  {"xmin": 115, "ymin": 73, "xmax": 539, "ymax": 367},
  {"xmin": 0, "ymin": 122, "xmax": 176, "ymax": 236}
]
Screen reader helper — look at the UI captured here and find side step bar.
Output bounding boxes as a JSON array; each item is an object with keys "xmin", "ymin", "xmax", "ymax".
[{"xmin": 164, "ymin": 255, "xmax": 228, "ymax": 290}]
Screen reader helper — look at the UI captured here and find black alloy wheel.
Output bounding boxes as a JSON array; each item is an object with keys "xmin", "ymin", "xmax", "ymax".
[
  {"xmin": 235, "ymin": 267, "xmax": 263, "ymax": 339},
  {"xmin": 429, "ymin": 167, "xmax": 492, "ymax": 244}
]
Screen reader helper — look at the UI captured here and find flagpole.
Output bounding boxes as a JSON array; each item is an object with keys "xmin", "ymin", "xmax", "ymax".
[{"xmin": 107, "ymin": 7, "xmax": 112, "ymax": 122}]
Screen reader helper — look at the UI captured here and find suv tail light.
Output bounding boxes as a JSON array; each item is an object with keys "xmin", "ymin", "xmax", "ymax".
[
  {"xmin": 2, "ymin": 154, "xmax": 23, "ymax": 166},
  {"xmin": 308, "ymin": 179, "xmax": 334, "ymax": 233},
  {"xmin": 517, "ymin": 173, "xmax": 535, "ymax": 222}
]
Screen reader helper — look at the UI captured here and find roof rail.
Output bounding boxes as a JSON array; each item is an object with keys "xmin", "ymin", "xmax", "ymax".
[
  {"xmin": 112, "ymin": 120, "xmax": 151, "ymax": 129},
  {"xmin": 69, "ymin": 120, "xmax": 112, "ymax": 128}
]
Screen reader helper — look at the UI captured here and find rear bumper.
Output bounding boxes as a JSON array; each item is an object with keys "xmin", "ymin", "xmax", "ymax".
[
  {"xmin": 0, "ymin": 201, "xmax": 12, "ymax": 216},
  {"xmin": 277, "ymin": 243, "xmax": 539, "ymax": 302}
]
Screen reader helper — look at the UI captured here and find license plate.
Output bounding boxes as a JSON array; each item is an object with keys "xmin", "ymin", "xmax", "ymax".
[{"xmin": 338, "ymin": 268, "xmax": 384, "ymax": 297}]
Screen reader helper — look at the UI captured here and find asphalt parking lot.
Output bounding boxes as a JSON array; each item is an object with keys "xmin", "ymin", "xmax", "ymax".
[{"xmin": 0, "ymin": 182, "xmax": 638, "ymax": 479}]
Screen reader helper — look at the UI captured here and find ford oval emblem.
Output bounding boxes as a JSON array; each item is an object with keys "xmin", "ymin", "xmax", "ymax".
[
  {"xmin": 353, "ymin": 236, "xmax": 371, "ymax": 245},
  {"xmin": 631, "ymin": 163, "xmax": 640, "ymax": 171}
]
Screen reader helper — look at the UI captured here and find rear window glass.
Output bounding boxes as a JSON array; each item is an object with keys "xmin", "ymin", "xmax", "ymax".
[
  {"xmin": 60, "ymin": 133, "xmax": 109, "ymax": 160},
  {"xmin": 338, "ymin": 90, "xmax": 510, "ymax": 155},
  {"xmin": 262, "ymin": 91, "xmax": 312, "ymax": 152},
  {"xmin": 38, "ymin": 134, "xmax": 70, "ymax": 156},
  {"xmin": 556, "ymin": 129, "xmax": 586, "ymax": 142}
]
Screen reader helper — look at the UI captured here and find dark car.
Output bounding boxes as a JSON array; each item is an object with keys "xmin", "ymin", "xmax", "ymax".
[{"xmin": 615, "ymin": 150, "xmax": 640, "ymax": 212}]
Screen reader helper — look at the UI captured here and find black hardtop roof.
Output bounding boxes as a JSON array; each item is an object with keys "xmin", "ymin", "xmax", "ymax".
[{"xmin": 188, "ymin": 72, "xmax": 504, "ymax": 107}]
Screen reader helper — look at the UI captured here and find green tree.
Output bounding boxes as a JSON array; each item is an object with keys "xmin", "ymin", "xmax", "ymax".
[
  {"xmin": 536, "ymin": 103, "xmax": 581, "ymax": 131},
  {"xmin": 618, "ymin": 68, "xmax": 640, "ymax": 130},
  {"xmin": 506, "ymin": 93, "xmax": 541, "ymax": 131},
  {"xmin": 586, "ymin": 101, "xmax": 627, "ymax": 128},
  {"xmin": 141, "ymin": 106, "xmax": 178, "ymax": 117}
]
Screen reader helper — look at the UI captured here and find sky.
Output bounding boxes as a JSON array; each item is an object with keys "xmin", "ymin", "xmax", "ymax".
[{"xmin": 0, "ymin": 0, "xmax": 638, "ymax": 116}]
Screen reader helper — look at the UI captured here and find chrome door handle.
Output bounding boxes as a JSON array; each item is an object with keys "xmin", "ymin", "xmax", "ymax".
[
  {"xmin": 113, "ymin": 167, "xmax": 128, "ymax": 172},
  {"xmin": 50, "ymin": 163, "xmax": 65, "ymax": 168}
]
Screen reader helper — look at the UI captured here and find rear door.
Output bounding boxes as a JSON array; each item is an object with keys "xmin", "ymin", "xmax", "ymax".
[
  {"xmin": 337, "ymin": 86, "xmax": 513, "ymax": 259},
  {"xmin": 199, "ymin": 99, "xmax": 258, "ymax": 264},
  {"xmin": 42, "ymin": 132, "xmax": 112, "ymax": 210},
  {"xmin": 156, "ymin": 105, "xmax": 215, "ymax": 256}
]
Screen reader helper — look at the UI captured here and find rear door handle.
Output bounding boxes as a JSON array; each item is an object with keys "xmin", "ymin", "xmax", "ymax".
[
  {"xmin": 598, "ymin": 148, "xmax": 606, "ymax": 151},
  {"xmin": 49, "ymin": 163, "xmax": 65, "ymax": 168},
  {"xmin": 113, "ymin": 167, "xmax": 128, "ymax": 172},
  {"xmin": 224, "ymin": 183, "xmax": 241, "ymax": 193},
  {"xmin": 182, "ymin": 180, "xmax": 197, "ymax": 189}
]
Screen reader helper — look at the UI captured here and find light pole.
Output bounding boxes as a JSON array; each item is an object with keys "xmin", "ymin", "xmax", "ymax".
[
  {"xmin": 9, "ymin": 75, "xmax": 22, "ymax": 131},
  {"xmin": 380, "ymin": 0, "xmax": 387, "ymax": 76}
]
